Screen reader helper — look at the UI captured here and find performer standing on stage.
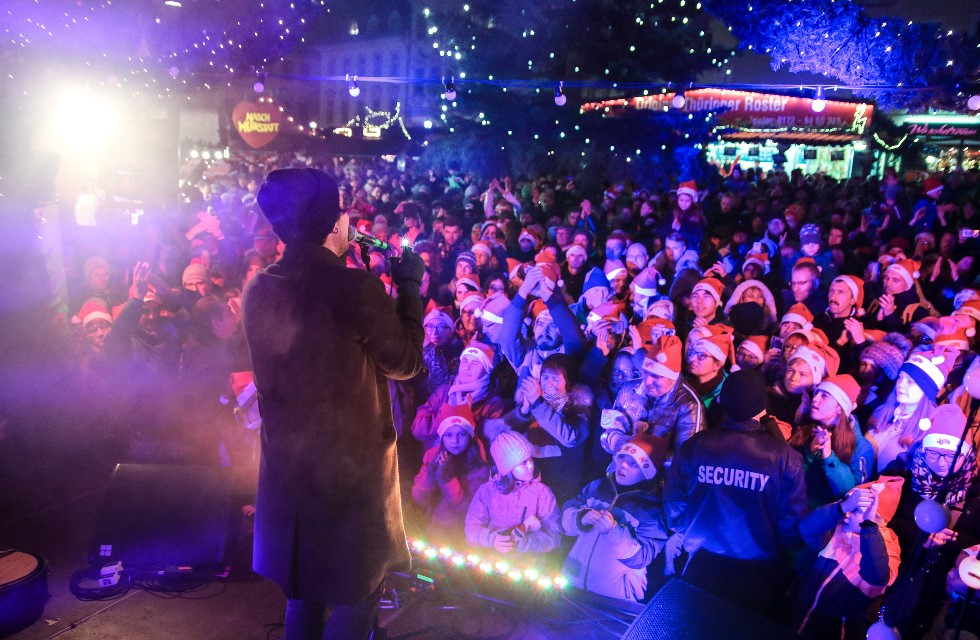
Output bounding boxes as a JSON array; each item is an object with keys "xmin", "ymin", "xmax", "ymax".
[{"xmin": 242, "ymin": 168, "xmax": 425, "ymax": 640}]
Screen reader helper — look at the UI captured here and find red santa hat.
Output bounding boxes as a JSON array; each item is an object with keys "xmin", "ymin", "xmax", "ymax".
[
  {"xmin": 73, "ymin": 297, "xmax": 113, "ymax": 327},
  {"xmin": 471, "ymin": 241, "xmax": 493, "ymax": 258},
  {"xmin": 586, "ymin": 300, "xmax": 628, "ymax": 330},
  {"xmin": 475, "ymin": 293, "xmax": 510, "ymax": 325},
  {"xmin": 630, "ymin": 267, "xmax": 667, "ymax": 297},
  {"xmin": 459, "ymin": 290, "xmax": 486, "ymax": 313},
  {"xmin": 603, "ymin": 259, "xmax": 627, "ymax": 281},
  {"xmin": 923, "ymin": 175, "xmax": 944, "ymax": 196},
  {"xmin": 617, "ymin": 434, "xmax": 668, "ymax": 480},
  {"xmin": 855, "ymin": 476, "xmax": 905, "ymax": 524},
  {"xmin": 885, "ymin": 259, "xmax": 921, "ymax": 290},
  {"xmin": 635, "ymin": 317, "xmax": 676, "ymax": 347},
  {"xmin": 816, "ymin": 374, "xmax": 861, "ymax": 417},
  {"xmin": 832, "ymin": 275, "xmax": 865, "ymax": 314},
  {"xmin": 920, "ymin": 404, "xmax": 970, "ymax": 453},
  {"xmin": 530, "ymin": 299, "xmax": 552, "ymax": 323},
  {"xmin": 781, "ymin": 303, "xmax": 814, "ymax": 331},
  {"xmin": 535, "ymin": 260, "xmax": 564, "ymax": 289},
  {"xmin": 641, "ymin": 335, "xmax": 683, "ymax": 381},
  {"xmin": 689, "ymin": 323, "xmax": 735, "ymax": 365},
  {"xmin": 436, "ymin": 403, "xmax": 477, "ymax": 440},
  {"xmin": 794, "ymin": 256, "xmax": 821, "ymax": 273},
  {"xmin": 456, "ymin": 273, "xmax": 481, "ymax": 292},
  {"xmin": 912, "ymin": 316, "xmax": 941, "ymax": 341},
  {"xmin": 676, "ymin": 180, "xmax": 699, "ymax": 203},
  {"xmin": 788, "ymin": 343, "xmax": 838, "ymax": 384},
  {"xmin": 737, "ymin": 335, "xmax": 769, "ymax": 363},
  {"xmin": 507, "ymin": 258, "xmax": 526, "ymax": 285},
  {"xmin": 564, "ymin": 243, "xmax": 587, "ymax": 261},
  {"xmin": 691, "ymin": 277, "xmax": 725, "ymax": 305},
  {"xmin": 954, "ymin": 300, "xmax": 980, "ymax": 324},
  {"xmin": 460, "ymin": 341, "xmax": 496, "ymax": 374},
  {"xmin": 518, "ymin": 227, "xmax": 541, "ymax": 246},
  {"xmin": 934, "ymin": 315, "xmax": 975, "ymax": 350},
  {"xmin": 742, "ymin": 250, "xmax": 770, "ymax": 275}
]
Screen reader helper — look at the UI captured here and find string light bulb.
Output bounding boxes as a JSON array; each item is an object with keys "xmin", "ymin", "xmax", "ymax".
[
  {"xmin": 554, "ymin": 81, "xmax": 566, "ymax": 106},
  {"xmin": 346, "ymin": 74, "xmax": 360, "ymax": 97},
  {"xmin": 443, "ymin": 76, "xmax": 456, "ymax": 101},
  {"xmin": 968, "ymin": 94, "xmax": 980, "ymax": 111},
  {"xmin": 253, "ymin": 80, "xmax": 264, "ymax": 93},
  {"xmin": 812, "ymin": 86, "xmax": 826, "ymax": 112},
  {"xmin": 671, "ymin": 90, "xmax": 686, "ymax": 109}
]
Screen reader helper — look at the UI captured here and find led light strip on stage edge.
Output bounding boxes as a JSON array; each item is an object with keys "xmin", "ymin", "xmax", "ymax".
[{"xmin": 410, "ymin": 540, "xmax": 568, "ymax": 591}]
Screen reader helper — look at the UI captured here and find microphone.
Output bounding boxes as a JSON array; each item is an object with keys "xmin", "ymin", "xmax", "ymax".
[{"xmin": 349, "ymin": 226, "xmax": 389, "ymax": 251}]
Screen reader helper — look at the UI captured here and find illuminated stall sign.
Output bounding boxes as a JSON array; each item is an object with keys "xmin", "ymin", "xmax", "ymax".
[
  {"xmin": 584, "ymin": 88, "xmax": 874, "ymax": 134},
  {"xmin": 232, "ymin": 100, "xmax": 282, "ymax": 148},
  {"xmin": 906, "ymin": 123, "xmax": 979, "ymax": 138}
]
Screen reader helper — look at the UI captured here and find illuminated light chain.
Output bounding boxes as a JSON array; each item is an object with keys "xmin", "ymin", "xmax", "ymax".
[
  {"xmin": 336, "ymin": 102, "xmax": 412, "ymax": 141},
  {"xmin": 409, "ymin": 540, "xmax": 567, "ymax": 590},
  {"xmin": 872, "ymin": 132, "xmax": 909, "ymax": 151}
]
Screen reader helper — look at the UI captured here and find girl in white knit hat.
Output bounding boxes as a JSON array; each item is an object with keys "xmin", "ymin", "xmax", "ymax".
[{"xmin": 464, "ymin": 431, "xmax": 561, "ymax": 555}]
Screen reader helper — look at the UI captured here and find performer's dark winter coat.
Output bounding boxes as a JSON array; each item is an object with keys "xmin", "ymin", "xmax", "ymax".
[{"xmin": 242, "ymin": 243, "xmax": 424, "ymax": 603}]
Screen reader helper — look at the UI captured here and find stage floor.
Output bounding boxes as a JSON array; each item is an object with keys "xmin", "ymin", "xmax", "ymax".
[{"xmin": 0, "ymin": 434, "xmax": 632, "ymax": 640}]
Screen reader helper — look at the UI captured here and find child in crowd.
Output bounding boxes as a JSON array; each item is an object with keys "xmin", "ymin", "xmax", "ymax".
[
  {"xmin": 792, "ymin": 477, "xmax": 904, "ymax": 639},
  {"xmin": 411, "ymin": 404, "xmax": 490, "ymax": 542},
  {"xmin": 561, "ymin": 434, "xmax": 670, "ymax": 601},
  {"xmin": 464, "ymin": 431, "xmax": 561, "ymax": 555}
]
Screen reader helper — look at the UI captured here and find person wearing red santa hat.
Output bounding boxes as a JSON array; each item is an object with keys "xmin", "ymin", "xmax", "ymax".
[
  {"xmin": 499, "ymin": 263, "xmax": 587, "ymax": 390},
  {"xmin": 881, "ymin": 403, "xmax": 980, "ymax": 637},
  {"xmin": 412, "ymin": 340, "xmax": 507, "ymax": 453},
  {"xmin": 685, "ymin": 324, "xmax": 735, "ymax": 421},
  {"xmin": 560, "ymin": 433, "xmax": 670, "ymax": 602},
  {"xmin": 411, "ymin": 403, "xmax": 490, "ymax": 542},
  {"xmin": 780, "ymin": 302, "xmax": 815, "ymax": 340},
  {"xmin": 736, "ymin": 335, "xmax": 770, "ymax": 371},
  {"xmin": 866, "ymin": 258, "xmax": 932, "ymax": 333},
  {"xmin": 792, "ymin": 476, "xmax": 904, "ymax": 639},
  {"xmin": 684, "ymin": 277, "xmax": 727, "ymax": 341},
  {"xmin": 768, "ymin": 342, "xmax": 839, "ymax": 427},
  {"xmin": 604, "ymin": 335, "xmax": 704, "ymax": 469},
  {"xmin": 814, "ymin": 275, "xmax": 864, "ymax": 347},
  {"xmin": 787, "ymin": 374, "xmax": 875, "ymax": 507}
]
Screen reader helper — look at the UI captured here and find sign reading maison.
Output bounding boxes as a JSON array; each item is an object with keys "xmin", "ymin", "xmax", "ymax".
[{"xmin": 583, "ymin": 88, "xmax": 874, "ymax": 135}]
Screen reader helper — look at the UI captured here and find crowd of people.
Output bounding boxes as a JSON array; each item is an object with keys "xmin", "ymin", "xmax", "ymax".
[{"xmin": 58, "ymin": 153, "xmax": 980, "ymax": 638}]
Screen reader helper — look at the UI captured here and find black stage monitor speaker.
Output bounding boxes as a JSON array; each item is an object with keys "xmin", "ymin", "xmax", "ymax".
[
  {"xmin": 619, "ymin": 579, "xmax": 794, "ymax": 640},
  {"xmin": 88, "ymin": 464, "xmax": 232, "ymax": 569}
]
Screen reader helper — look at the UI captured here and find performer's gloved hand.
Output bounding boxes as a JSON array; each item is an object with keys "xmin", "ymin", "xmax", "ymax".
[{"xmin": 390, "ymin": 250, "xmax": 425, "ymax": 289}]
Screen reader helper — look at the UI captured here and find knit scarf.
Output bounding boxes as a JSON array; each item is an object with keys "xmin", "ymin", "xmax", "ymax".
[
  {"xmin": 910, "ymin": 442, "xmax": 978, "ymax": 506},
  {"xmin": 447, "ymin": 376, "xmax": 490, "ymax": 406},
  {"xmin": 542, "ymin": 389, "xmax": 569, "ymax": 413}
]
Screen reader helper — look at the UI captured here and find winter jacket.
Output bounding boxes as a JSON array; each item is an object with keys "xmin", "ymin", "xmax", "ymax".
[
  {"xmin": 412, "ymin": 443, "xmax": 490, "ymax": 539},
  {"xmin": 464, "ymin": 476, "xmax": 561, "ymax": 554},
  {"xmin": 664, "ymin": 416, "xmax": 808, "ymax": 561},
  {"xmin": 609, "ymin": 379, "xmax": 705, "ymax": 466},
  {"xmin": 864, "ymin": 286, "xmax": 931, "ymax": 334},
  {"xmin": 797, "ymin": 417, "xmax": 875, "ymax": 508},
  {"xmin": 561, "ymin": 476, "xmax": 669, "ymax": 601},
  {"xmin": 242, "ymin": 243, "xmax": 423, "ymax": 603},
  {"xmin": 792, "ymin": 502, "xmax": 901, "ymax": 638},
  {"xmin": 411, "ymin": 382, "xmax": 508, "ymax": 451}
]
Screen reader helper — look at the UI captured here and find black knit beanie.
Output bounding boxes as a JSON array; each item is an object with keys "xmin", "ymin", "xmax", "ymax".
[{"xmin": 720, "ymin": 368, "xmax": 769, "ymax": 422}]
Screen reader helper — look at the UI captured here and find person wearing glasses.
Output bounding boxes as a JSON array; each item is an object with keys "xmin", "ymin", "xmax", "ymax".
[{"xmin": 880, "ymin": 404, "xmax": 980, "ymax": 637}]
